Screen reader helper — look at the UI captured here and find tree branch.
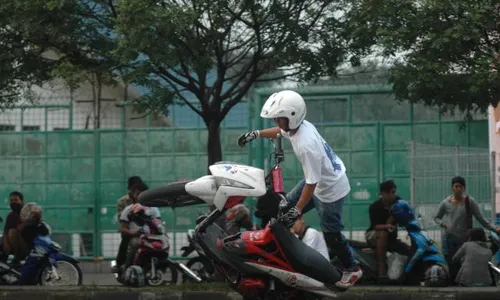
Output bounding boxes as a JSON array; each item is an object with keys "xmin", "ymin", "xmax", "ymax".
[
  {"xmin": 155, "ymin": 71, "xmax": 204, "ymax": 117},
  {"xmin": 108, "ymin": 0, "xmax": 118, "ymax": 18}
]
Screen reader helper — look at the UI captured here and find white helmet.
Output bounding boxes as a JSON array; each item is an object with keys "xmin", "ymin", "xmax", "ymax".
[{"xmin": 260, "ymin": 90, "xmax": 306, "ymax": 130}]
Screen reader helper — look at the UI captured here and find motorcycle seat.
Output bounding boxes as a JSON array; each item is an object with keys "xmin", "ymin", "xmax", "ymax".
[{"xmin": 269, "ymin": 219, "xmax": 341, "ymax": 284}]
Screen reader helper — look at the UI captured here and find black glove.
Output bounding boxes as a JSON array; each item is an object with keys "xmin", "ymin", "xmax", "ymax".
[
  {"xmin": 238, "ymin": 130, "xmax": 259, "ymax": 147},
  {"xmin": 278, "ymin": 205, "xmax": 301, "ymax": 228}
]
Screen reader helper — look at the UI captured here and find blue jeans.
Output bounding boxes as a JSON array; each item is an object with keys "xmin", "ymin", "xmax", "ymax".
[{"xmin": 286, "ymin": 179, "xmax": 357, "ymax": 270}]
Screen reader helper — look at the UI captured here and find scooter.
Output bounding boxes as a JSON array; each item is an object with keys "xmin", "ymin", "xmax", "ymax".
[
  {"xmin": 334, "ymin": 213, "xmax": 449, "ymax": 286},
  {"xmin": 140, "ymin": 134, "xmax": 344, "ymax": 299},
  {"xmin": 488, "ymin": 230, "xmax": 500, "ymax": 286}
]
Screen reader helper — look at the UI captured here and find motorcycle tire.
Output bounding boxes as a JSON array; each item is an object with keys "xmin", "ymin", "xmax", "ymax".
[
  {"xmin": 138, "ymin": 182, "xmax": 205, "ymax": 208},
  {"xmin": 185, "ymin": 256, "xmax": 216, "ymax": 283},
  {"xmin": 37, "ymin": 257, "xmax": 83, "ymax": 286},
  {"xmin": 148, "ymin": 260, "xmax": 178, "ymax": 286}
]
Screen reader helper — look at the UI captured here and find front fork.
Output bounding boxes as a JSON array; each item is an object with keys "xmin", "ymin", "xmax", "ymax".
[
  {"xmin": 46, "ymin": 257, "xmax": 61, "ymax": 281},
  {"xmin": 150, "ymin": 257, "xmax": 158, "ymax": 278}
]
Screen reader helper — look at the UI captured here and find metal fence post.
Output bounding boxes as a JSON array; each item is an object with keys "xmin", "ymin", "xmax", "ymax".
[
  {"xmin": 410, "ymin": 141, "xmax": 416, "ymax": 208},
  {"xmin": 454, "ymin": 145, "xmax": 460, "ymax": 176},
  {"xmin": 491, "ymin": 151, "xmax": 497, "ymax": 225},
  {"xmin": 94, "ymin": 129, "xmax": 102, "ymax": 258}
]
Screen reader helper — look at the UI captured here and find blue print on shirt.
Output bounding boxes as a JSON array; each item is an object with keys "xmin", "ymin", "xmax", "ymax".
[{"xmin": 323, "ymin": 142, "xmax": 342, "ymax": 172}]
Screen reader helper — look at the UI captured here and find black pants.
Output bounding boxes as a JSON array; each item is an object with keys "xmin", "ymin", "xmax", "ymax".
[
  {"xmin": 443, "ymin": 234, "xmax": 465, "ymax": 285},
  {"xmin": 116, "ymin": 234, "xmax": 131, "ymax": 266}
]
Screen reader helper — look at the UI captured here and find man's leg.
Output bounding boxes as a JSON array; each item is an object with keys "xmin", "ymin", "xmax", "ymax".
[
  {"xmin": 443, "ymin": 234, "xmax": 463, "ymax": 285},
  {"xmin": 116, "ymin": 234, "xmax": 131, "ymax": 265},
  {"xmin": 124, "ymin": 237, "xmax": 140, "ymax": 269},
  {"xmin": 375, "ymin": 230, "xmax": 389, "ymax": 277},
  {"xmin": 8, "ymin": 229, "xmax": 28, "ymax": 264},
  {"xmin": 315, "ymin": 196, "xmax": 362, "ymax": 288},
  {"xmin": 112, "ymin": 234, "xmax": 131, "ymax": 272}
]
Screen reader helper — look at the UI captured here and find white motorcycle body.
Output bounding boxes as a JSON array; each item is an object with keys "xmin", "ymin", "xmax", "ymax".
[{"xmin": 185, "ymin": 162, "xmax": 267, "ymax": 210}]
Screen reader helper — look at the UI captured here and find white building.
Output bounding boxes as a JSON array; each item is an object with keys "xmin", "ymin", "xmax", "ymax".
[{"xmin": 0, "ymin": 77, "xmax": 170, "ymax": 131}]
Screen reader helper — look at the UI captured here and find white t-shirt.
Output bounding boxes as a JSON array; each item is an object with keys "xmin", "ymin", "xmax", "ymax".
[
  {"xmin": 120, "ymin": 204, "xmax": 161, "ymax": 231},
  {"xmin": 296, "ymin": 227, "xmax": 331, "ymax": 261},
  {"xmin": 281, "ymin": 120, "xmax": 351, "ymax": 203}
]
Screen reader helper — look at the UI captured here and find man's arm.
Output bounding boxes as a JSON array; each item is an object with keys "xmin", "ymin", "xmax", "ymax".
[
  {"xmin": 369, "ymin": 204, "xmax": 392, "ymax": 231},
  {"xmin": 119, "ymin": 205, "xmax": 139, "ymax": 236},
  {"xmin": 470, "ymin": 198, "xmax": 497, "ymax": 231},
  {"xmin": 3, "ymin": 214, "xmax": 15, "ymax": 236},
  {"xmin": 295, "ymin": 149, "xmax": 322, "ymax": 212},
  {"xmin": 119, "ymin": 221, "xmax": 138, "ymax": 236},
  {"xmin": 433, "ymin": 201, "xmax": 447, "ymax": 228},
  {"xmin": 116, "ymin": 196, "xmax": 128, "ymax": 219},
  {"xmin": 258, "ymin": 127, "xmax": 282, "ymax": 139},
  {"xmin": 238, "ymin": 127, "xmax": 281, "ymax": 147},
  {"xmin": 296, "ymin": 183, "xmax": 317, "ymax": 212}
]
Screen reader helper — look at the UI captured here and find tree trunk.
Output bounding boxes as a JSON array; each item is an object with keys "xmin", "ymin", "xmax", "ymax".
[
  {"xmin": 206, "ymin": 118, "xmax": 227, "ymax": 230},
  {"xmin": 206, "ymin": 119, "xmax": 223, "ymax": 170}
]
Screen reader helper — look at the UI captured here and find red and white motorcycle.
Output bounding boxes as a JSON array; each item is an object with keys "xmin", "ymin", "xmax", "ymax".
[{"xmin": 139, "ymin": 135, "xmax": 344, "ymax": 299}]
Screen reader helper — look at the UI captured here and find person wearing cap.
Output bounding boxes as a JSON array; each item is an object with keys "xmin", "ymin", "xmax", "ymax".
[{"xmin": 434, "ymin": 176, "xmax": 500, "ymax": 284}]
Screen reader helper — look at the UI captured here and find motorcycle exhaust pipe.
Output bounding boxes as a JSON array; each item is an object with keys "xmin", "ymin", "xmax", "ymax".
[
  {"xmin": 110, "ymin": 260, "xmax": 119, "ymax": 279},
  {"xmin": 489, "ymin": 261, "xmax": 500, "ymax": 275},
  {"xmin": 177, "ymin": 262, "xmax": 203, "ymax": 282}
]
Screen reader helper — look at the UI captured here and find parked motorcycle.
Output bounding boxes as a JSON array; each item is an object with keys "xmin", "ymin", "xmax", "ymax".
[
  {"xmin": 110, "ymin": 218, "xmax": 202, "ymax": 286},
  {"xmin": 140, "ymin": 134, "xmax": 344, "ymax": 299},
  {"xmin": 0, "ymin": 217, "xmax": 82, "ymax": 285}
]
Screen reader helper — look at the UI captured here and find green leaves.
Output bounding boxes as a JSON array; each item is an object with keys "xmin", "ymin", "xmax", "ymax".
[{"xmin": 347, "ymin": 0, "xmax": 500, "ymax": 115}]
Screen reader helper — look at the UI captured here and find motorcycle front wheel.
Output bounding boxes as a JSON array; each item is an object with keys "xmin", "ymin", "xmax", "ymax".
[{"xmin": 37, "ymin": 258, "xmax": 82, "ymax": 286}]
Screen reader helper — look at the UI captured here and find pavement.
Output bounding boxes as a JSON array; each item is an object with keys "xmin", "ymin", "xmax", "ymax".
[
  {"xmin": 29, "ymin": 261, "xmax": 498, "ymax": 299},
  {"xmin": 0, "ymin": 284, "xmax": 498, "ymax": 300}
]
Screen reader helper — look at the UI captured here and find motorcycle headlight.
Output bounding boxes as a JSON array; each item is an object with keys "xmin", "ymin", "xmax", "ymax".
[{"xmin": 215, "ymin": 177, "xmax": 253, "ymax": 189}]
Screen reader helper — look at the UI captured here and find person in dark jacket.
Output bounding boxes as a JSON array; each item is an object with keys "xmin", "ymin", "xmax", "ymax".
[{"xmin": 365, "ymin": 180, "xmax": 411, "ymax": 278}]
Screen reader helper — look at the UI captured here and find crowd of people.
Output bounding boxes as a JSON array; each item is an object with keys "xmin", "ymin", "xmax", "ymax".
[{"xmin": 367, "ymin": 177, "xmax": 499, "ymax": 286}]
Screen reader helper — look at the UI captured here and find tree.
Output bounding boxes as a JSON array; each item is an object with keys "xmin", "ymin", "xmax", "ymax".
[
  {"xmin": 0, "ymin": 0, "xmax": 122, "ymax": 120},
  {"xmin": 0, "ymin": 1, "xmax": 57, "ymax": 107},
  {"xmin": 114, "ymin": 0, "xmax": 354, "ymax": 166},
  {"xmin": 344, "ymin": 0, "xmax": 500, "ymax": 117}
]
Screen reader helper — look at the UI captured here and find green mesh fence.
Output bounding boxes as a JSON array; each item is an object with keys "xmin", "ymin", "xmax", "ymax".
[{"xmin": 0, "ymin": 85, "xmax": 491, "ymax": 259}]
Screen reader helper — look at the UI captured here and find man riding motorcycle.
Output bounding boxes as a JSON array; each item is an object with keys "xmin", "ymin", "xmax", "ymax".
[
  {"xmin": 17, "ymin": 202, "xmax": 52, "ymax": 285},
  {"xmin": 113, "ymin": 181, "xmax": 161, "ymax": 272},
  {"xmin": 238, "ymin": 90, "xmax": 362, "ymax": 288},
  {"xmin": 120, "ymin": 202, "xmax": 162, "ymax": 271}
]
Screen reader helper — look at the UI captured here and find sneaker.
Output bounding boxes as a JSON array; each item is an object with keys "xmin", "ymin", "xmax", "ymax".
[{"xmin": 335, "ymin": 268, "xmax": 363, "ymax": 289}]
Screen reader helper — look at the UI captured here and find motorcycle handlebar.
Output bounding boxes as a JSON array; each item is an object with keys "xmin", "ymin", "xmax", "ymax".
[{"xmin": 275, "ymin": 134, "xmax": 282, "ymax": 152}]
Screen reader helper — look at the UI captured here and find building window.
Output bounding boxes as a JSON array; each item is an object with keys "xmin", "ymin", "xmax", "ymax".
[
  {"xmin": 22, "ymin": 125, "xmax": 40, "ymax": 131},
  {"xmin": 0, "ymin": 124, "xmax": 15, "ymax": 131}
]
